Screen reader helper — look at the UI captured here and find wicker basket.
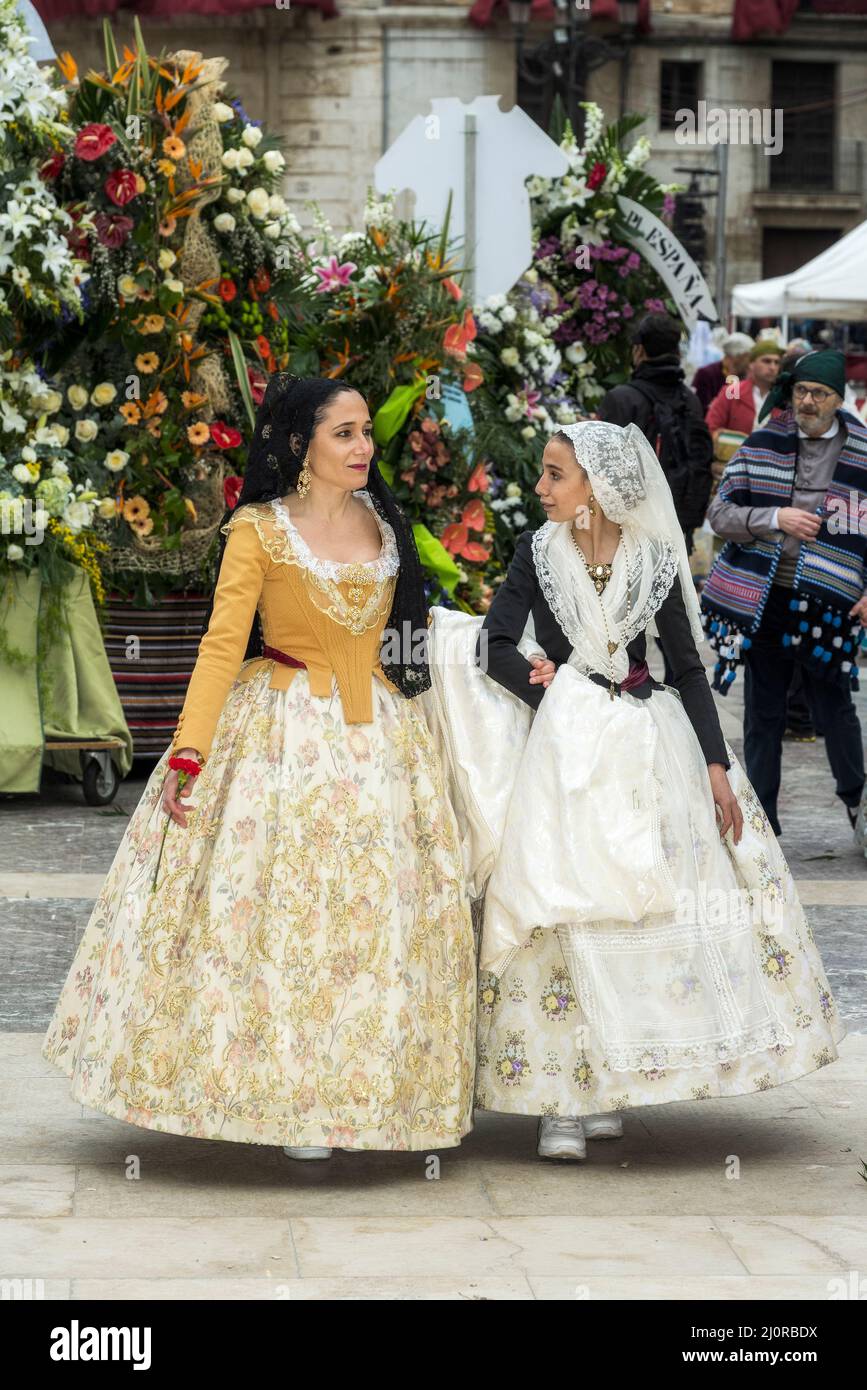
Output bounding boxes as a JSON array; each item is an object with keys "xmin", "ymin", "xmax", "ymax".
[{"xmin": 101, "ymin": 457, "xmax": 228, "ymax": 577}]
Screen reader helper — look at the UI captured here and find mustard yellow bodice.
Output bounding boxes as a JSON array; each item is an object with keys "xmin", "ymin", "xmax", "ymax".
[{"xmin": 171, "ymin": 494, "xmax": 400, "ymax": 764}]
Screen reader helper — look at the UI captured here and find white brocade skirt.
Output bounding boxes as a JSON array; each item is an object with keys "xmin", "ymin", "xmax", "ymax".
[
  {"xmin": 422, "ymin": 610, "xmax": 845, "ymax": 1118},
  {"xmin": 42, "ymin": 665, "xmax": 476, "ymax": 1149}
]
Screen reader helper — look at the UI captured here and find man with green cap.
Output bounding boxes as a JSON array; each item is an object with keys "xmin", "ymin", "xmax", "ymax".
[
  {"xmin": 703, "ymin": 349, "xmax": 867, "ymax": 840},
  {"xmin": 705, "ymin": 337, "xmax": 784, "ymax": 441}
]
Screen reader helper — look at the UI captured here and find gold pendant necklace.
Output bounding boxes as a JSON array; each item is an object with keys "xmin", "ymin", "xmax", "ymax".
[{"xmin": 571, "ymin": 523, "xmax": 629, "ymax": 699}]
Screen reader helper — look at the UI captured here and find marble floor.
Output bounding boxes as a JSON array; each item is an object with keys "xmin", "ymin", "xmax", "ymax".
[{"xmin": 1, "ymin": 649, "xmax": 865, "ymax": 1300}]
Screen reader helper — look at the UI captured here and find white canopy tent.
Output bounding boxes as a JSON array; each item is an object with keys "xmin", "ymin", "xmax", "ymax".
[{"xmin": 731, "ymin": 218, "xmax": 867, "ymax": 336}]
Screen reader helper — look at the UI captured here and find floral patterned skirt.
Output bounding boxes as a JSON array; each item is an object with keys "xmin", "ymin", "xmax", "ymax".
[
  {"xmin": 42, "ymin": 666, "xmax": 476, "ymax": 1149},
  {"xmin": 473, "ymin": 752, "xmax": 846, "ymax": 1118}
]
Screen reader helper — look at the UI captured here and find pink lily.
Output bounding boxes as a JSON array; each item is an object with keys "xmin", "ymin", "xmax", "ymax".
[{"xmin": 314, "ymin": 255, "xmax": 357, "ymax": 293}]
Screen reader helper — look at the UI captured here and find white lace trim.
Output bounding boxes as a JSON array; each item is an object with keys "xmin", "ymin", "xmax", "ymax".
[
  {"xmin": 531, "ymin": 522, "xmax": 679, "ymax": 663},
  {"xmin": 268, "ymin": 490, "xmax": 400, "ymax": 582}
]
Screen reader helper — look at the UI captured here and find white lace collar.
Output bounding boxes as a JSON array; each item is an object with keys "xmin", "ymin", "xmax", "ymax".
[{"xmin": 269, "ymin": 490, "xmax": 400, "ymax": 582}]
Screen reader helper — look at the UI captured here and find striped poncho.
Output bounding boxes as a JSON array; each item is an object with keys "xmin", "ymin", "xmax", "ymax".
[{"xmin": 701, "ymin": 408, "xmax": 867, "ymax": 692}]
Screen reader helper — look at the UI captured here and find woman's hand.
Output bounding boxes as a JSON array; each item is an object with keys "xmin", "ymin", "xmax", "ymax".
[
  {"xmin": 529, "ymin": 656, "xmax": 557, "ymax": 688},
  {"xmin": 161, "ymin": 748, "xmax": 200, "ymax": 828},
  {"xmin": 708, "ymin": 762, "xmax": 743, "ymax": 845}
]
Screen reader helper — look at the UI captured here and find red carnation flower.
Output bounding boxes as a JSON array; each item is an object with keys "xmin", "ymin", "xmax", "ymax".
[
  {"xmin": 93, "ymin": 211, "xmax": 134, "ymax": 249},
  {"xmin": 587, "ymin": 161, "xmax": 607, "ymax": 192},
  {"xmin": 39, "ymin": 152, "xmax": 65, "ymax": 181},
  {"xmin": 104, "ymin": 169, "xmax": 139, "ymax": 207},
  {"xmin": 218, "ymin": 278, "xmax": 237, "ymax": 302},
  {"xmin": 74, "ymin": 123, "xmax": 117, "ymax": 162},
  {"xmin": 210, "ymin": 421, "xmax": 242, "ymax": 450}
]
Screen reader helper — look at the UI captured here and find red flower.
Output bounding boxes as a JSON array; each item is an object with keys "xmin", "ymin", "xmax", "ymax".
[
  {"xmin": 467, "ymin": 462, "xmax": 490, "ymax": 494},
  {"xmin": 224, "ymin": 474, "xmax": 243, "ymax": 510},
  {"xmin": 587, "ymin": 161, "xmax": 607, "ymax": 192},
  {"xmin": 93, "ymin": 212, "xmax": 134, "ymax": 248},
  {"xmin": 218, "ymin": 278, "xmax": 237, "ymax": 302},
  {"xmin": 462, "ymin": 362, "xmax": 484, "ymax": 393},
  {"xmin": 442, "ymin": 277, "xmax": 462, "ymax": 302},
  {"xmin": 462, "ymin": 500, "xmax": 486, "ymax": 533},
  {"xmin": 443, "ymin": 309, "xmax": 477, "ymax": 362},
  {"xmin": 255, "ymin": 334, "xmax": 272, "ymax": 359},
  {"xmin": 210, "ymin": 421, "xmax": 242, "ymax": 450},
  {"xmin": 104, "ymin": 168, "xmax": 139, "ymax": 207},
  {"xmin": 254, "ymin": 267, "xmax": 271, "ymax": 294},
  {"xmin": 247, "ymin": 366, "xmax": 267, "ymax": 405},
  {"xmin": 462, "ymin": 541, "xmax": 491, "ymax": 562},
  {"xmin": 74, "ymin": 123, "xmax": 117, "ymax": 162},
  {"xmin": 39, "ymin": 152, "xmax": 65, "ymax": 181},
  {"xmin": 441, "ymin": 522, "xmax": 469, "ymax": 555}
]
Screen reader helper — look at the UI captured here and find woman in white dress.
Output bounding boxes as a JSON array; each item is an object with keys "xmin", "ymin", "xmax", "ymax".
[{"xmin": 423, "ymin": 419, "xmax": 845, "ymax": 1160}]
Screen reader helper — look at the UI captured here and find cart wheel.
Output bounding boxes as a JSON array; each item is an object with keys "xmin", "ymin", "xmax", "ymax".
[{"xmin": 81, "ymin": 754, "xmax": 119, "ymax": 806}]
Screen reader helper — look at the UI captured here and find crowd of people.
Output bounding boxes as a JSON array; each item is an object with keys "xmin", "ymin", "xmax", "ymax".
[{"xmin": 594, "ymin": 311, "xmax": 867, "ymax": 849}]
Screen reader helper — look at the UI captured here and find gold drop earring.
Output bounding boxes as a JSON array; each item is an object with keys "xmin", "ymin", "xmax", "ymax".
[
  {"xmin": 296, "ymin": 453, "xmax": 311, "ymax": 499},
  {"xmin": 587, "ymin": 491, "xmax": 597, "ymax": 517}
]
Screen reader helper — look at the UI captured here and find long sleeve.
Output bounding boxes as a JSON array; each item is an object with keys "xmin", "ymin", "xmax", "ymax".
[
  {"xmin": 706, "ymin": 484, "xmax": 782, "ymax": 543},
  {"xmin": 478, "ymin": 531, "xmax": 547, "ymax": 710},
  {"xmin": 597, "ymin": 384, "xmax": 640, "ymax": 428},
  {"xmin": 704, "ymin": 383, "xmax": 733, "ymax": 434},
  {"xmin": 654, "ymin": 576, "xmax": 730, "ymax": 769},
  {"xmin": 169, "ymin": 518, "xmax": 268, "ymax": 764}
]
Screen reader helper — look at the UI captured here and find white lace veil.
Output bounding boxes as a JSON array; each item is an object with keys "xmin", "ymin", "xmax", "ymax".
[{"xmin": 552, "ymin": 419, "xmax": 704, "ymax": 651}]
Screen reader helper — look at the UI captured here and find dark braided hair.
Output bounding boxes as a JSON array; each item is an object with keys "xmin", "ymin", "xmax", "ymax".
[{"xmin": 200, "ymin": 372, "xmax": 431, "ymax": 697}]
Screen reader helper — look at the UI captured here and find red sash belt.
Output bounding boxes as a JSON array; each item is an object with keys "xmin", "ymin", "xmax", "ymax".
[
  {"xmin": 620, "ymin": 659, "xmax": 651, "ymax": 692},
  {"xmin": 262, "ymin": 644, "xmax": 307, "ymax": 669}
]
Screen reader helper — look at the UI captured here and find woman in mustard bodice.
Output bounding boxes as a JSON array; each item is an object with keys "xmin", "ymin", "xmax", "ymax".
[{"xmin": 42, "ymin": 375, "xmax": 476, "ymax": 1158}]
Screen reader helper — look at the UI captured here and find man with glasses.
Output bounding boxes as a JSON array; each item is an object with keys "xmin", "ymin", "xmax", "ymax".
[{"xmin": 703, "ymin": 350, "xmax": 867, "ymax": 842}]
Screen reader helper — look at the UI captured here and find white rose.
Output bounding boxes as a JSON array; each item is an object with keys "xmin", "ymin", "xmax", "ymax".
[
  {"xmin": 263, "ymin": 221, "xmax": 281, "ymax": 239},
  {"xmin": 104, "ymin": 449, "xmax": 129, "ymax": 473},
  {"xmin": 6, "ymin": 543, "xmax": 25, "ymax": 561},
  {"xmin": 67, "ymin": 384, "xmax": 88, "ymax": 410},
  {"xmin": 505, "ymin": 482, "xmax": 522, "ymax": 498},
  {"xmin": 246, "ymin": 187, "xmax": 270, "ymax": 219},
  {"xmin": 225, "ymin": 187, "xmax": 246, "ymax": 204},
  {"xmin": 21, "ymin": 445, "xmax": 36, "ymax": 462},
  {"xmin": 213, "ymin": 213, "xmax": 236, "ymax": 234},
  {"xmin": 241, "ymin": 124, "xmax": 263, "ymax": 148},
  {"xmin": 91, "ymin": 382, "xmax": 117, "ymax": 407},
  {"xmin": 236, "ymin": 147, "xmax": 254, "ymax": 169},
  {"xmin": 117, "ymin": 274, "xmax": 138, "ymax": 298},
  {"xmin": 49, "ymin": 424, "xmax": 69, "ymax": 446},
  {"xmin": 12, "ymin": 463, "xmax": 31, "ymax": 483},
  {"xmin": 262, "ymin": 149, "xmax": 285, "ymax": 173},
  {"xmin": 213, "ymin": 101, "xmax": 235, "ymax": 123},
  {"xmin": 523, "ymin": 268, "xmax": 539, "ymax": 284},
  {"xmin": 33, "ymin": 389, "xmax": 63, "ymax": 414},
  {"xmin": 158, "ymin": 249, "xmax": 176, "ymax": 270},
  {"xmin": 164, "ymin": 278, "xmax": 184, "ymax": 294},
  {"xmin": 51, "ymin": 461, "xmax": 70, "ymax": 478},
  {"xmin": 75, "ymin": 418, "xmax": 99, "ymax": 443},
  {"xmin": 521, "ymin": 426, "xmax": 536, "ymax": 440},
  {"xmin": 97, "ymin": 497, "xmax": 117, "ymax": 519},
  {"xmin": 565, "ymin": 343, "xmax": 587, "ymax": 365},
  {"xmin": 221, "ymin": 148, "xmax": 241, "ymax": 171},
  {"xmin": 63, "ymin": 499, "xmax": 93, "ymax": 533},
  {"xmin": 267, "ymin": 193, "xmax": 287, "ymax": 216},
  {"xmin": 500, "ymin": 347, "xmax": 520, "ymax": 368}
]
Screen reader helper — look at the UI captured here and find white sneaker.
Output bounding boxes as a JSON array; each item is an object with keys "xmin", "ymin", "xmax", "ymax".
[
  {"xmin": 537, "ymin": 1115, "xmax": 586, "ymax": 1160},
  {"xmin": 282, "ymin": 1145, "xmax": 332, "ymax": 1161},
  {"xmin": 582, "ymin": 1113, "xmax": 624, "ymax": 1140}
]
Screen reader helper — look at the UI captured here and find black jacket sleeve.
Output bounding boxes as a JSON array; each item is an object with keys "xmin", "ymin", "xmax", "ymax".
[
  {"xmin": 654, "ymin": 575, "xmax": 730, "ymax": 769},
  {"xmin": 477, "ymin": 531, "xmax": 546, "ymax": 710}
]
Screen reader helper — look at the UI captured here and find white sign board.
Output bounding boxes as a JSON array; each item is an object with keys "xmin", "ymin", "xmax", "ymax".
[
  {"xmin": 617, "ymin": 196, "xmax": 718, "ymax": 328},
  {"xmin": 375, "ymin": 96, "xmax": 569, "ymax": 305}
]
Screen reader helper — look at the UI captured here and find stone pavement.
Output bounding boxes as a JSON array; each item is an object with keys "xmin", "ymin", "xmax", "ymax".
[{"xmin": 0, "ymin": 648, "xmax": 865, "ymax": 1300}]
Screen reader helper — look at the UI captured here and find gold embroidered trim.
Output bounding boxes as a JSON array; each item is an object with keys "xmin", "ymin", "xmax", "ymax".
[{"xmin": 221, "ymin": 503, "xmax": 396, "ymax": 636}]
